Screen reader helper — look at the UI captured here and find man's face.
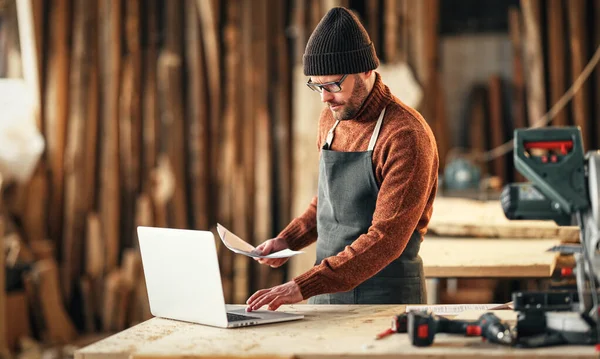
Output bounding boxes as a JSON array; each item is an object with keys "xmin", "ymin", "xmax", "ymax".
[{"xmin": 309, "ymin": 73, "xmax": 370, "ymax": 121}]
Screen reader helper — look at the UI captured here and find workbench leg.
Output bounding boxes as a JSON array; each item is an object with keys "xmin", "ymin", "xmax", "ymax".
[{"xmin": 426, "ymin": 278, "xmax": 439, "ymax": 304}]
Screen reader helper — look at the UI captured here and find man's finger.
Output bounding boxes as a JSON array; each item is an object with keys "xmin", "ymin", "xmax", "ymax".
[
  {"xmin": 246, "ymin": 288, "xmax": 269, "ymax": 305},
  {"xmin": 250, "ymin": 292, "xmax": 277, "ymax": 311}
]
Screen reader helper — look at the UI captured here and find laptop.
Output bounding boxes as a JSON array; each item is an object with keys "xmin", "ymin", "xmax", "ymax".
[{"xmin": 136, "ymin": 226, "xmax": 304, "ymax": 328}]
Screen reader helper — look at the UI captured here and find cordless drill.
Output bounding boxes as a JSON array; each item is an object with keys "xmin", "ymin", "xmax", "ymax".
[{"xmin": 405, "ymin": 311, "xmax": 513, "ymax": 347}]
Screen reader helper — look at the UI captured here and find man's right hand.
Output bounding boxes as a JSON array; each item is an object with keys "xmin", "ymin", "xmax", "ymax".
[{"xmin": 252, "ymin": 237, "xmax": 290, "ymax": 268}]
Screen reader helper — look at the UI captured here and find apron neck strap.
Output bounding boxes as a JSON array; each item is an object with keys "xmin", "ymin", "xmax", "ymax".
[{"xmin": 367, "ymin": 107, "xmax": 386, "ymax": 151}]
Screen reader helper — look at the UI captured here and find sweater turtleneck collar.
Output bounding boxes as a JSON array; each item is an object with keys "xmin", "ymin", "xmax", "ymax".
[{"xmin": 348, "ymin": 72, "xmax": 393, "ymax": 122}]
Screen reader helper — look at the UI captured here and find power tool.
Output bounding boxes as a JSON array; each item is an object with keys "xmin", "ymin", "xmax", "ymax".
[
  {"xmin": 501, "ymin": 126, "xmax": 600, "ymax": 348},
  {"xmin": 403, "ymin": 311, "xmax": 513, "ymax": 347}
]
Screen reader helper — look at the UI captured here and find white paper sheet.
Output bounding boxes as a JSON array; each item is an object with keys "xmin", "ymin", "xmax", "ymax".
[
  {"xmin": 216, "ymin": 223, "xmax": 304, "ymax": 259},
  {"xmin": 404, "ymin": 303, "xmax": 511, "ymax": 316}
]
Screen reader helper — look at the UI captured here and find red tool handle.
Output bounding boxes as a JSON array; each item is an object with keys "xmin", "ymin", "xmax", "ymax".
[{"xmin": 524, "ymin": 140, "xmax": 573, "ymax": 155}]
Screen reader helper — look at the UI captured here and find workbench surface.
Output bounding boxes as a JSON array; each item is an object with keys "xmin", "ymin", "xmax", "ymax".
[{"xmin": 75, "ymin": 305, "xmax": 597, "ymax": 359}]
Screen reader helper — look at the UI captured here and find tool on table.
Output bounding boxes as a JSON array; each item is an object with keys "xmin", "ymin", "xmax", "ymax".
[
  {"xmin": 400, "ymin": 311, "xmax": 513, "ymax": 347},
  {"xmin": 374, "ymin": 312, "xmax": 409, "ymax": 340},
  {"xmin": 501, "ymin": 126, "xmax": 600, "ymax": 349}
]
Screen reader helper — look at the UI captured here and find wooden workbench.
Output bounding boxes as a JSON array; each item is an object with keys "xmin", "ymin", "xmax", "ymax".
[{"xmin": 75, "ymin": 305, "xmax": 597, "ymax": 358}]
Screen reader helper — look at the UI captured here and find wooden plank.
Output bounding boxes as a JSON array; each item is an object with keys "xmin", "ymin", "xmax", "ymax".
[
  {"xmin": 63, "ymin": 0, "xmax": 94, "ymax": 300},
  {"xmin": 44, "ymin": 0, "xmax": 70, "ymax": 250},
  {"xmin": 85, "ymin": 213, "xmax": 104, "ymax": 279},
  {"xmin": 520, "ymin": 0, "xmax": 546, "ymax": 127},
  {"xmin": 366, "ymin": 0, "xmax": 380, "ymax": 58},
  {"xmin": 488, "ymin": 75, "xmax": 505, "ymax": 182},
  {"xmin": 546, "ymin": 0, "xmax": 568, "ymax": 127},
  {"xmin": 428, "ymin": 197, "xmax": 580, "ymax": 241},
  {"xmin": 196, "ymin": 0, "xmax": 222, "ymax": 227},
  {"xmin": 252, "ymin": 0, "xmax": 273, "ymax": 293},
  {"xmin": 421, "ymin": 238, "xmax": 559, "ymax": 278},
  {"xmin": 36, "ymin": 259, "xmax": 78, "ymax": 343},
  {"xmin": 566, "ymin": 0, "xmax": 590, "ymax": 148},
  {"xmin": 84, "ymin": 2, "xmax": 99, "ymax": 213},
  {"xmin": 120, "ymin": 0, "xmax": 142, "ymax": 249},
  {"xmin": 74, "ymin": 306, "xmax": 599, "ymax": 359},
  {"xmin": 98, "ymin": 0, "xmax": 122, "ymax": 271},
  {"xmin": 467, "ymin": 86, "xmax": 488, "ymax": 176},
  {"xmin": 384, "ymin": 0, "xmax": 398, "ymax": 64},
  {"xmin": 141, "ymin": 0, "xmax": 159, "ymax": 191},
  {"xmin": 508, "ymin": 7, "xmax": 527, "ymax": 182},
  {"xmin": 0, "ymin": 175, "xmax": 5, "ymax": 355},
  {"xmin": 293, "ymin": 0, "xmax": 307, "ymax": 64},
  {"xmin": 158, "ymin": 0, "xmax": 187, "ymax": 229},
  {"xmin": 596, "ymin": 0, "xmax": 600, "ymax": 149},
  {"xmin": 185, "ymin": 0, "xmax": 209, "ymax": 230}
]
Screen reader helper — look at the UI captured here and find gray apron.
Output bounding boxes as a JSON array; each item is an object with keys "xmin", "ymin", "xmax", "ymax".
[{"xmin": 308, "ymin": 108, "xmax": 426, "ymax": 305}]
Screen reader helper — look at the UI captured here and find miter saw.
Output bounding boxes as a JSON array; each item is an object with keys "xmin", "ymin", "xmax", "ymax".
[{"xmin": 500, "ymin": 126, "xmax": 600, "ymax": 348}]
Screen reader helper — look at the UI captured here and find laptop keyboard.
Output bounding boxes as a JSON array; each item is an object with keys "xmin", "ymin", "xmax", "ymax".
[{"xmin": 227, "ymin": 312, "xmax": 260, "ymax": 322}]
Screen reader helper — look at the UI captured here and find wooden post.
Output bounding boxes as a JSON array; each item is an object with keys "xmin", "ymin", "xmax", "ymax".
[
  {"xmin": 566, "ymin": 0, "xmax": 590, "ymax": 149},
  {"xmin": 98, "ymin": 0, "xmax": 122, "ymax": 271},
  {"xmin": 44, "ymin": 0, "xmax": 70, "ymax": 251},
  {"xmin": 596, "ymin": 0, "xmax": 600, "ymax": 150},
  {"xmin": 142, "ymin": 0, "xmax": 159, "ymax": 194},
  {"xmin": 546, "ymin": 0, "xmax": 567, "ymax": 127},
  {"xmin": 294, "ymin": 0, "xmax": 307, "ymax": 64},
  {"xmin": 520, "ymin": 0, "xmax": 546, "ymax": 127}
]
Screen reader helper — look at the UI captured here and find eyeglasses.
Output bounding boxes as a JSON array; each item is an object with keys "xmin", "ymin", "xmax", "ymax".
[{"xmin": 306, "ymin": 74, "xmax": 348, "ymax": 93}]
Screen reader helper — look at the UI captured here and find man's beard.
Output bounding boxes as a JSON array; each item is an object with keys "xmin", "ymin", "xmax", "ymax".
[{"xmin": 329, "ymin": 76, "xmax": 369, "ymax": 121}]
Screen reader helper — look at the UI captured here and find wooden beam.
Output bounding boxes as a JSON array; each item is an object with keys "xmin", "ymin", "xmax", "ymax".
[
  {"xmin": 44, "ymin": 0, "xmax": 70, "ymax": 250},
  {"xmin": 98, "ymin": 0, "xmax": 122, "ymax": 270},
  {"xmin": 142, "ymin": 0, "xmax": 159, "ymax": 193},
  {"xmin": 293, "ymin": 0, "xmax": 307, "ymax": 64},
  {"xmin": 596, "ymin": 0, "xmax": 600, "ymax": 149},
  {"xmin": 566, "ymin": 0, "xmax": 590, "ymax": 149},
  {"xmin": 546, "ymin": 0, "xmax": 567, "ymax": 127},
  {"xmin": 520, "ymin": 0, "xmax": 546, "ymax": 127},
  {"xmin": 366, "ymin": 0, "xmax": 380, "ymax": 58},
  {"xmin": 185, "ymin": 0, "xmax": 210, "ymax": 230}
]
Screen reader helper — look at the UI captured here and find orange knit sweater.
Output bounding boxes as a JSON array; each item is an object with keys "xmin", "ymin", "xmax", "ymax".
[{"xmin": 278, "ymin": 72, "xmax": 439, "ymax": 300}]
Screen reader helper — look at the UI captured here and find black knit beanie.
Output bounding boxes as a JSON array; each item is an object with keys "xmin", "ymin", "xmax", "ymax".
[{"xmin": 303, "ymin": 7, "xmax": 379, "ymax": 76}]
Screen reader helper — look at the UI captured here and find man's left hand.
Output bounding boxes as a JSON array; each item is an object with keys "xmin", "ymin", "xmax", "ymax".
[{"xmin": 246, "ymin": 281, "xmax": 303, "ymax": 311}]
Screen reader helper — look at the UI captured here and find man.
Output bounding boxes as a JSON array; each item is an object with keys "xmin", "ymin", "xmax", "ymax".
[{"xmin": 246, "ymin": 7, "xmax": 438, "ymax": 311}]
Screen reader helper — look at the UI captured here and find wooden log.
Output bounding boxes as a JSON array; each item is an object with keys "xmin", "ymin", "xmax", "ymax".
[
  {"xmin": 185, "ymin": 0, "xmax": 210, "ymax": 231},
  {"xmin": 36, "ymin": 259, "xmax": 78, "ymax": 344},
  {"xmin": 520, "ymin": 0, "xmax": 546, "ymax": 127},
  {"xmin": 384, "ymin": 0, "xmax": 398, "ymax": 64},
  {"xmin": 44, "ymin": 0, "xmax": 70, "ymax": 249},
  {"xmin": 98, "ymin": 0, "xmax": 122, "ymax": 271},
  {"xmin": 80, "ymin": 276, "xmax": 95, "ymax": 333},
  {"xmin": 546, "ymin": 0, "xmax": 567, "ymax": 127},
  {"xmin": 122, "ymin": 249, "xmax": 141, "ymax": 327},
  {"xmin": 488, "ymin": 75, "xmax": 506, "ymax": 183},
  {"xmin": 566, "ymin": 0, "xmax": 590, "ymax": 149},
  {"xmin": 157, "ymin": 13, "xmax": 188, "ymax": 229},
  {"xmin": 63, "ymin": 0, "xmax": 94, "ymax": 300},
  {"xmin": 21, "ymin": 164, "xmax": 49, "ymax": 242},
  {"xmin": 102, "ymin": 270, "xmax": 120, "ymax": 332}
]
